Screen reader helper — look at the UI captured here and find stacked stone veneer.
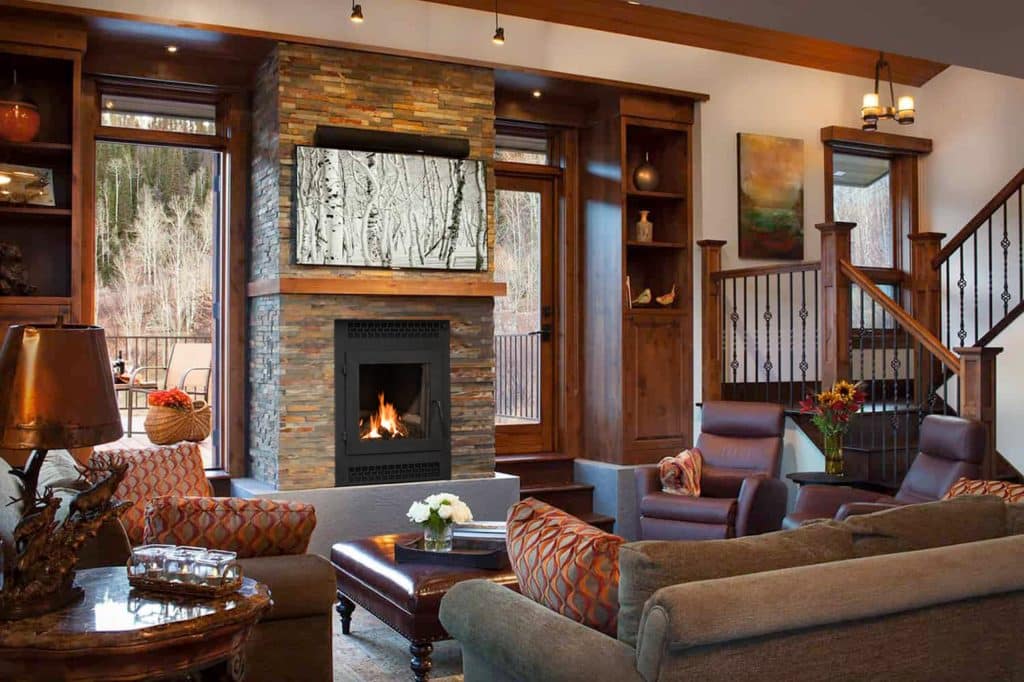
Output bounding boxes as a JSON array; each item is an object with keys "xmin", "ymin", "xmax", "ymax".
[{"xmin": 249, "ymin": 43, "xmax": 497, "ymax": 490}]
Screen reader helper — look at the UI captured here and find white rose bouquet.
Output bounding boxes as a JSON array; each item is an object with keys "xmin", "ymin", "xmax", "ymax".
[{"xmin": 407, "ymin": 493, "xmax": 473, "ymax": 551}]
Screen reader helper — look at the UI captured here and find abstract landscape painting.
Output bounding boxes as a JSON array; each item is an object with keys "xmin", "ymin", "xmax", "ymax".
[
  {"xmin": 295, "ymin": 146, "xmax": 487, "ymax": 270},
  {"xmin": 737, "ymin": 133, "xmax": 804, "ymax": 260}
]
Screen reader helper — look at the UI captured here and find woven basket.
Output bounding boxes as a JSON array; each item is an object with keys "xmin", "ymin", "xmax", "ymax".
[{"xmin": 145, "ymin": 401, "xmax": 212, "ymax": 445}]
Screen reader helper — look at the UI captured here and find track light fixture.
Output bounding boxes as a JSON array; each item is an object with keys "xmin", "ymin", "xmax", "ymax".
[
  {"xmin": 350, "ymin": 1, "xmax": 364, "ymax": 23},
  {"xmin": 492, "ymin": 0, "xmax": 505, "ymax": 45}
]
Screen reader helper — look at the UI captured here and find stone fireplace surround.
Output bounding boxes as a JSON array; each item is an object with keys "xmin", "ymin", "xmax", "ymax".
[{"xmin": 245, "ymin": 42, "xmax": 501, "ymax": 491}]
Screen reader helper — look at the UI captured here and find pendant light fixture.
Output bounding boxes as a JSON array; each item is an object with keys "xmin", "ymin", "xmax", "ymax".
[
  {"xmin": 350, "ymin": 0, "xmax": 364, "ymax": 23},
  {"xmin": 492, "ymin": 0, "xmax": 505, "ymax": 45},
  {"xmin": 860, "ymin": 52, "xmax": 915, "ymax": 131}
]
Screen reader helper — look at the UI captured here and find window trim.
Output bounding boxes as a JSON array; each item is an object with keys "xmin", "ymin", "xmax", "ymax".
[{"xmin": 85, "ymin": 77, "xmax": 248, "ymax": 475}]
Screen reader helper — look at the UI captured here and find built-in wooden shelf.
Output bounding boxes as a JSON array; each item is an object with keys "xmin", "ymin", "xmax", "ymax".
[
  {"xmin": 0, "ymin": 295, "xmax": 71, "ymax": 305},
  {"xmin": 0, "ymin": 140, "xmax": 72, "ymax": 154},
  {"xmin": 625, "ymin": 306, "xmax": 684, "ymax": 317},
  {"xmin": 0, "ymin": 206, "xmax": 72, "ymax": 217},
  {"xmin": 626, "ymin": 189, "xmax": 686, "ymax": 200},
  {"xmin": 247, "ymin": 277, "xmax": 508, "ymax": 298},
  {"xmin": 626, "ymin": 240, "xmax": 687, "ymax": 249}
]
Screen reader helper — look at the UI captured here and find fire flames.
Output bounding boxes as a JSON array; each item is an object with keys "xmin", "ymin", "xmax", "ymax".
[{"xmin": 360, "ymin": 392, "xmax": 409, "ymax": 440}]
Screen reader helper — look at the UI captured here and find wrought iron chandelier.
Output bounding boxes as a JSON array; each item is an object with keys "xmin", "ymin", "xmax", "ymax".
[{"xmin": 861, "ymin": 52, "xmax": 915, "ymax": 131}]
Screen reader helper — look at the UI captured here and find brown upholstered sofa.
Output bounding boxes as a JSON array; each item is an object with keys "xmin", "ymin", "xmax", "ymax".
[
  {"xmin": 0, "ymin": 450, "xmax": 336, "ymax": 682},
  {"xmin": 441, "ymin": 495, "xmax": 1024, "ymax": 681},
  {"xmin": 635, "ymin": 401, "xmax": 787, "ymax": 540},
  {"xmin": 783, "ymin": 414, "xmax": 986, "ymax": 528}
]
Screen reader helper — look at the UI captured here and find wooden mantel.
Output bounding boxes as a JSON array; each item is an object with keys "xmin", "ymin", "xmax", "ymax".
[{"xmin": 247, "ymin": 277, "xmax": 507, "ymax": 298}]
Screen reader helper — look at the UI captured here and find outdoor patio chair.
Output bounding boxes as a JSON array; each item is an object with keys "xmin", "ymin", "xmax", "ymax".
[{"xmin": 126, "ymin": 342, "xmax": 212, "ymax": 436}]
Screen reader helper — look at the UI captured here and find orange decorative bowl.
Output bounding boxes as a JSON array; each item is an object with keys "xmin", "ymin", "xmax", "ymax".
[{"xmin": 0, "ymin": 100, "xmax": 41, "ymax": 143}]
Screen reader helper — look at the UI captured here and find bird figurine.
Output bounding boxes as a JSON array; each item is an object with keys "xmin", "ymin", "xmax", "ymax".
[
  {"xmin": 656, "ymin": 284, "xmax": 677, "ymax": 307},
  {"xmin": 632, "ymin": 288, "xmax": 652, "ymax": 306}
]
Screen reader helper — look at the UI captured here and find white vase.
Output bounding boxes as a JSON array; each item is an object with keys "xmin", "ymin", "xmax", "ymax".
[
  {"xmin": 423, "ymin": 524, "xmax": 453, "ymax": 552},
  {"xmin": 636, "ymin": 210, "xmax": 654, "ymax": 242}
]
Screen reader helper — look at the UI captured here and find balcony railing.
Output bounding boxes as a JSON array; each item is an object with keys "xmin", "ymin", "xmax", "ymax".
[{"xmin": 495, "ymin": 332, "xmax": 540, "ymax": 422}]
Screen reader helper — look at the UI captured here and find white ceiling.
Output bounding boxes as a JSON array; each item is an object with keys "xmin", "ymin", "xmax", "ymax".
[{"xmin": 643, "ymin": 0, "xmax": 1024, "ymax": 79}]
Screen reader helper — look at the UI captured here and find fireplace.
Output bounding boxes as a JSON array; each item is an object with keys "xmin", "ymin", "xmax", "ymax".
[{"xmin": 335, "ymin": 320, "xmax": 451, "ymax": 486}]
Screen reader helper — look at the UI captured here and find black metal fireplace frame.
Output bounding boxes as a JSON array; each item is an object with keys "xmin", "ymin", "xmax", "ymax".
[{"xmin": 334, "ymin": 320, "xmax": 451, "ymax": 486}]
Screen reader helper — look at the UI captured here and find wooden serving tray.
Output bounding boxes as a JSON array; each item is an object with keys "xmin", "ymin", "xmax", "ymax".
[
  {"xmin": 127, "ymin": 573, "xmax": 243, "ymax": 599},
  {"xmin": 394, "ymin": 537, "xmax": 509, "ymax": 570}
]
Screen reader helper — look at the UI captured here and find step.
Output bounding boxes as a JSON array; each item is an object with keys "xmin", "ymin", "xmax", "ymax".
[
  {"xmin": 577, "ymin": 512, "xmax": 616, "ymax": 533},
  {"xmin": 495, "ymin": 453, "xmax": 576, "ymax": 488},
  {"xmin": 520, "ymin": 482, "xmax": 596, "ymax": 517}
]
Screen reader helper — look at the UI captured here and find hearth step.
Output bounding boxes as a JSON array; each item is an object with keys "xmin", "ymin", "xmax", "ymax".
[
  {"xmin": 520, "ymin": 483, "xmax": 596, "ymax": 517},
  {"xmin": 495, "ymin": 453, "xmax": 575, "ymax": 488},
  {"xmin": 577, "ymin": 512, "xmax": 617, "ymax": 533}
]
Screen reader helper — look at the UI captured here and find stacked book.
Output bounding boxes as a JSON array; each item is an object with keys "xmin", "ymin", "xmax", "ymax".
[{"xmin": 452, "ymin": 521, "xmax": 507, "ymax": 541}]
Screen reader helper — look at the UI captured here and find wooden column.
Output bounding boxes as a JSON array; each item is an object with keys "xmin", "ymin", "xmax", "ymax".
[
  {"xmin": 818, "ymin": 222, "xmax": 855, "ymax": 388},
  {"xmin": 909, "ymin": 232, "xmax": 947, "ymax": 405},
  {"xmin": 698, "ymin": 240, "xmax": 727, "ymax": 401},
  {"xmin": 908, "ymin": 232, "xmax": 945, "ymax": 339},
  {"xmin": 957, "ymin": 346, "xmax": 1003, "ymax": 479}
]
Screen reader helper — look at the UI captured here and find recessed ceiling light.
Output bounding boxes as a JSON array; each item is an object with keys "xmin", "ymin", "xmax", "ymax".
[
  {"xmin": 166, "ymin": 45, "xmax": 178, "ymax": 53},
  {"xmin": 627, "ymin": 1, "xmax": 641, "ymax": 4},
  {"xmin": 532, "ymin": 90, "xmax": 542, "ymax": 99},
  {"xmin": 833, "ymin": 170, "xmax": 847, "ymax": 177},
  {"xmin": 105, "ymin": 101, "xmax": 115, "ymax": 109}
]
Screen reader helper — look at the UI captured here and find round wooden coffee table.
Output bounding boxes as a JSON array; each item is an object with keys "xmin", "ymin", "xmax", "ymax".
[{"xmin": 0, "ymin": 566, "xmax": 272, "ymax": 681}]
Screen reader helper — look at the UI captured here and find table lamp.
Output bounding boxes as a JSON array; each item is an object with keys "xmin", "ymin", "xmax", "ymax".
[{"xmin": 0, "ymin": 321, "xmax": 127, "ymax": 620}]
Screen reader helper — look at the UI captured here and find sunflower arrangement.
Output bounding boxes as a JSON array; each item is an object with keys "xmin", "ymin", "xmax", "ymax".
[{"xmin": 799, "ymin": 380, "xmax": 866, "ymax": 440}]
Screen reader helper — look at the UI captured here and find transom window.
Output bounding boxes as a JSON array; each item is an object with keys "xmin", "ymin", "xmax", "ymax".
[
  {"xmin": 101, "ymin": 94, "xmax": 217, "ymax": 136},
  {"xmin": 832, "ymin": 153, "xmax": 893, "ymax": 269}
]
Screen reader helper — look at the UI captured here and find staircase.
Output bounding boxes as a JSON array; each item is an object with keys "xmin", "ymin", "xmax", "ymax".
[
  {"xmin": 495, "ymin": 454, "xmax": 616, "ymax": 532},
  {"xmin": 700, "ymin": 168, "xmax": 1024, "ymax": 489}
]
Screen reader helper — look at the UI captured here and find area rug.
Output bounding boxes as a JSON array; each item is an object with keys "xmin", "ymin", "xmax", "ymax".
[{"xmin": 333, "ymin": 607, "xmax": 463, "ymax": 681}]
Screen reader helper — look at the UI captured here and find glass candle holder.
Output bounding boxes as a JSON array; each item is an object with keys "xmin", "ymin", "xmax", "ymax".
[{"xmin": 130, "ymin": 544, "xmax": 176, "ymax": 578}]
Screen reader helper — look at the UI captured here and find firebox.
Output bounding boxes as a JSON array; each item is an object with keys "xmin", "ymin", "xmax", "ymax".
[{"xmin": 334, "ymin": 320, "xmax": 451, "ymax": 486}]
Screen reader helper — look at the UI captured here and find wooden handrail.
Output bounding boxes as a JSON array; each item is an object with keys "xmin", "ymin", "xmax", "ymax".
[
  {"xmin": 932, "ymin": 167, "xmax": 1024, "ymax": 268},
  {"xmin": 711, "ymin": 261, "xmax": 820, "ymax": 282},
  {"xmin": 840, "ymin": 259, "xmax": 961, "ymax": 373},
  {"xmin": 975, "ymin": 298, "xmax": 1024, "ymax": 348}
]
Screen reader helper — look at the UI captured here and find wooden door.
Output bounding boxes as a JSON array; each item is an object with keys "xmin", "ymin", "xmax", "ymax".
[{"xmin": 494, "ymin": 171, "xmax": 557, "ymax": 453}]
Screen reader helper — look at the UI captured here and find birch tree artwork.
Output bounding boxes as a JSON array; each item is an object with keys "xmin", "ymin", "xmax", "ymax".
[{"xmin": 295, "ymin": 146, "xmax": 488, "ymax": 270}]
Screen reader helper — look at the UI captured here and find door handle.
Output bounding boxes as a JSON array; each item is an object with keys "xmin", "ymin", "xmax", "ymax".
[{"xmin": 539, "ymin": 325, "xmax": 552, "ymax": 342}]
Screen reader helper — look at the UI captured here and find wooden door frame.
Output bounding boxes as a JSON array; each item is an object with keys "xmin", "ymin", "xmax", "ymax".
[
  {"xmin": 81, "ymin": 78, "xmax": 249, "ymax": 475},
  {"xmin": 494, "ymin": 162, "xmax": 562, "ymax": 454}
]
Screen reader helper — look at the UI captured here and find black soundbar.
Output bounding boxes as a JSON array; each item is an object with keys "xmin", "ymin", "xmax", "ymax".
[{"xmin": 313, "ymin": 125, "xmax": 470, "ymax": 159}]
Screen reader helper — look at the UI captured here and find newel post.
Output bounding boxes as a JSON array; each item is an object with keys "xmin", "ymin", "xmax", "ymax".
[
  {"xmin": 908, "ymin": 232, "xmax": 946, "ymax": 339},
  {"xmin": 957, "ymin": 346, "xmax": 1003, "ymax": 480},
  {"xmin": 817, "ymin": 222, "xmax": 855, "ymax": 388},
  {"xmin": 698, "ymin": 240, "xmax": 727, "ymax": 402}
]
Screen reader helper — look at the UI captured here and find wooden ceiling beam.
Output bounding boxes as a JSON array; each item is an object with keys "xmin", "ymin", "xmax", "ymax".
[{"xmin": 424, "ymin": 0, "xmax": 948, "ymax": 86}]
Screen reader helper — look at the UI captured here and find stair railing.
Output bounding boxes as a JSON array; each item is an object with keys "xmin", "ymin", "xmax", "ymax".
[
  {"xmin": 699, "ymin": 240, "xmax": 820, "ymax": 410},
  {"xmin": 841, "ymin": 259, "xmax": 962, "ymax": 485},
  {"xmin": 932, "ymin": 168, "xmax": 1024, "ymax": 348}
]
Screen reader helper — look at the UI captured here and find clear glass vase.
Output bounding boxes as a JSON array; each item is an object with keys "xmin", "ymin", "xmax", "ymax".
[
  {"xmin": 423, "ymin": 524, "xmax": 453, "ymax": 552},
  {"xmin": 824, "ymin": 432, "xmax": 845, "ymax": 476}
]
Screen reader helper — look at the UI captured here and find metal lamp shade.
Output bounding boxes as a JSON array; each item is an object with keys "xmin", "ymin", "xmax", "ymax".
[{"xmin": 0, "ymin": 324, "xmax": 123, "ymax": 450}]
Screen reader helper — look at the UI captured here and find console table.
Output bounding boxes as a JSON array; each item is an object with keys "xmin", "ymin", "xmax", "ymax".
[{"xmin": 0, "ymin": 566, "xmax": 271, "ymax": 681}]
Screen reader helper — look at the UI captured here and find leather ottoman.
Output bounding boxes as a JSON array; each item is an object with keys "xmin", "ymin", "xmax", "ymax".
[{"xmin": 331, "ymin": 533, "xmax": 519, "ymax": 682}]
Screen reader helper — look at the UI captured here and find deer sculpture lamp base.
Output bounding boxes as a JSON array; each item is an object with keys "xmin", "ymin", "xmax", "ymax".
[{"xmin": 0, "ymin": 449, "xmax": 129, "ymax": 621}]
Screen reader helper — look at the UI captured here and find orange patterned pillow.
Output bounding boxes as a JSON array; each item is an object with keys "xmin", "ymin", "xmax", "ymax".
[
  {"xmin": 506, "ymin": 497, "xmax": 624, "ymax": 635},
  {"xmin": 944, "ymin": 477, "xmax": 1024, "ymax": 503},
  {"xmin": 144, "ymin": 496, "xmax": 317, "ymax": 558},
  {"xmin": 659, "ymin": 448, "xmax": 703, "ymax": 496},
  {"xmin": 90, "ymin": 443, "xmax": 212, "ymax": 545}
]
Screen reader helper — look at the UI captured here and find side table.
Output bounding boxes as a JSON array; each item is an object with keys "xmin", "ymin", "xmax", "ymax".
[
  {"xmin": 0, "ymin": 566, "xmax": 272, "ymax": 681},
  {"xmin": 787, "ymin": 471, "xmax": 869, "ymax": 488}
]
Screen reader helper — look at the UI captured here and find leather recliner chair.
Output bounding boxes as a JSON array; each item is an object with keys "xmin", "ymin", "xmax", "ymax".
[
  {"xmin": 635, "ymin": 401, "xmax": 788, "ymax": 540},
  {"xmin": 782, "ymin": 414, "xmax": 986, "ymax": 529}
]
